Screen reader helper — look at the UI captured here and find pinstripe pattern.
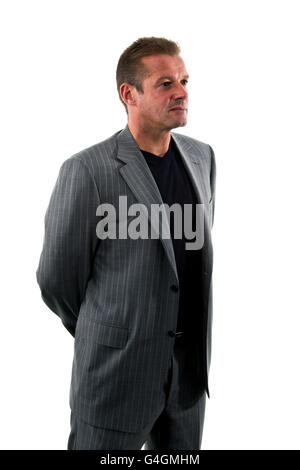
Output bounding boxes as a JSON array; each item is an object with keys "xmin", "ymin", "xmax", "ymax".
[
  {"xmin": 36, "ymin": 124, "xmax": 216, "ymax": 434},
  {"xmin": 67, "ymin": 340, "xmax": 206, "ymax": 450},
  {"xmin": 143, "ymin": 340, "xmax": 207, "ymax": 450}
]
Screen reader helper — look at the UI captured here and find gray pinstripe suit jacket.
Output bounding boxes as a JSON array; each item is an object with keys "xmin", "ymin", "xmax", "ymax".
[{"xmin": 36, "ymin": 124, "xmax": 216, "ymax": 433}]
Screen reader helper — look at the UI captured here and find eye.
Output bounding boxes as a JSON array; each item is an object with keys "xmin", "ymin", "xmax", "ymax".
[{"xmin": 161, "ymin": 80, "xmax": 188, "ymax": 87}]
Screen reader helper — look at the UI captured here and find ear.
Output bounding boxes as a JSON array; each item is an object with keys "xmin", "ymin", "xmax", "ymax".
[{"xmin": 120, "ymin": 83, "xmax": 136, "ymax": 108}]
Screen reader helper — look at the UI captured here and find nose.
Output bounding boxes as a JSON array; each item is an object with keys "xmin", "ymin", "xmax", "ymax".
[{"xmin": 172, "ymin": 81, "xmax": 188, "ymax": 102}]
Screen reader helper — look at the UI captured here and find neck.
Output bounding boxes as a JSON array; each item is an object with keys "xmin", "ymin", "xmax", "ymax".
[{"xmin": 128, "ymin": 120, "xmax": 171, "ymax": 157}]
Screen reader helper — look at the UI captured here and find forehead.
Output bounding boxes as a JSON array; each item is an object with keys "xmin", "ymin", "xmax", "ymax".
[{"xmin": 141, "ymin": 54, "xmax": 187, "ymax": 79}]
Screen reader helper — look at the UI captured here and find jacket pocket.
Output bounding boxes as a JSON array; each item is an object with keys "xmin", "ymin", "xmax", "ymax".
[{"xmin": 76, "ymin": 316, "xmax": 129, "ymax": 349}]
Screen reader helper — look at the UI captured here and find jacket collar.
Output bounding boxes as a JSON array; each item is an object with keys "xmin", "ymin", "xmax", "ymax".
[{"xmin": 116, "ymin": 124, "xmax": 210, "ymax": 283}]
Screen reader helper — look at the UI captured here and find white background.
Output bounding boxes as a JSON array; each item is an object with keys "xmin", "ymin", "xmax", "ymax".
[{"xmin": 1, "ymin": 0, "xmax": 299, "ymax": 450}]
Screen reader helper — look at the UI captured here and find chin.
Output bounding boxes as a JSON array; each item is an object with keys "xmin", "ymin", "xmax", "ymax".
[{"xmin": 170, "ymin": 120, "xmax": 187, "ymax": 129}]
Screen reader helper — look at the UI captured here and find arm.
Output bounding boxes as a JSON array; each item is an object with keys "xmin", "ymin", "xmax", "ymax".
[
  {"xmin": 209, "ymin": 145, "xmax": 216, "ymax": 228},
  {"xmin": 36, "ymin": 155, "xmax": 100, "ymax": 337}
]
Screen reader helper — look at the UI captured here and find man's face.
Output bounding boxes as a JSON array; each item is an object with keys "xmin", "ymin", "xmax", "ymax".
[{"xmin": 131, "ymin": 54, "xmax": 189, "ymax": 131}]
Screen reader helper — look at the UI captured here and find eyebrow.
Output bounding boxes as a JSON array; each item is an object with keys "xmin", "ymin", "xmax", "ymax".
[{"xmin": 155, "ymin": 74, "xmax": 189, "ymax": 85}]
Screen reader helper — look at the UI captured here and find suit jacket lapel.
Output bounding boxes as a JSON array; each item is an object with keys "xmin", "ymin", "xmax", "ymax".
[
  {"xmin": 172, "ymin": 132, "xmax": 213, "ymax": 277},
  {"xmin": 171, "ymin": 132, "xmax": 208, "ymax": 206},
  {"xmin": 116, "ymin": 124, "xmax": 208, "ymax": 284}
]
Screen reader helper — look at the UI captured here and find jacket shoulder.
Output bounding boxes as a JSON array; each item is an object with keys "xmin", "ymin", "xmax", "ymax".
[
  {"xmin": 64, "ymin": 130, "xmax": 121, "ymax": 171},
  {"xmin": 171, "ymin": 131, "xmax": 213, "ymax": 164},
  {"xmin": 172, "ymin": 131, "xmax": 209, "ymax": 147}
]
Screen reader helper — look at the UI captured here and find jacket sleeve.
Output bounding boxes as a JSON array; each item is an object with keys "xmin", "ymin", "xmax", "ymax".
[
  {"xmin": 36, "ymin": 155, "xmax": 100, "ymax": 337},
  {"xmin": 209, "ymin": 145, "xmax": 216, "ymax": 228}
]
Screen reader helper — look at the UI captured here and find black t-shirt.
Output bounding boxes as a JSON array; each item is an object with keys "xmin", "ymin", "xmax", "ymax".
[{"xmin": 140, "ymin": 136, "xmax": 203, "ymax": 334}]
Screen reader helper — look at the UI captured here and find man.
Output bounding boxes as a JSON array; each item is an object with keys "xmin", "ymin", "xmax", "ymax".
[{"xmin": 36, "ymin": 36, "xmax": 216, "ymax": 450}]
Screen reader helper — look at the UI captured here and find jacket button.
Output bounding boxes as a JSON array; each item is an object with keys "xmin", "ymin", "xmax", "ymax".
[
  {"xmin": 168, "ymin": 330, "xmax": 183, "ymax": 337},
  {"xmin": 170, "ymin": 285, "xmax": 179, "ymax": 292}
]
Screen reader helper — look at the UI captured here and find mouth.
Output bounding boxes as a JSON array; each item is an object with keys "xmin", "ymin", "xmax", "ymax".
[{"xmin": 170, "ymin": 107, "xmax": 186, "ymax": 112}]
